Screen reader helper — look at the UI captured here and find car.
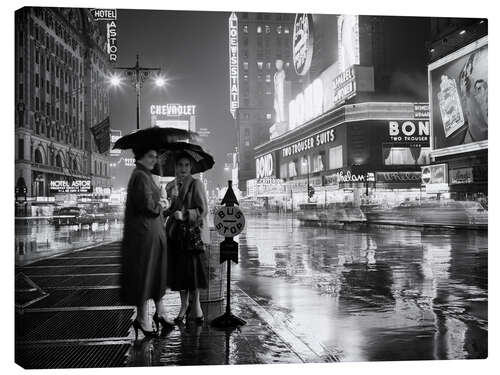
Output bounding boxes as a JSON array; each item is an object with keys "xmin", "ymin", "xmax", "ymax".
[{"xmin": 50, "ymin": 207, "xmax": 95, "ymax": 226}]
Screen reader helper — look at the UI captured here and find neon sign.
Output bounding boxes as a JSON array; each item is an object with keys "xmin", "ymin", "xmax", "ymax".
[
  {"xmin": 228, "ymin": 12, "xmax": 239, "ymax": 118},
  {"xmin": 293, "ymin": 14, "xmax": 314, "ymax": 76}
]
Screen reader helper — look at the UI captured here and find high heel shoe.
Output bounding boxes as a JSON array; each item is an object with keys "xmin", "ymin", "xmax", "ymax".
[
  {"xmin": 152, "ymin": 313, "xmax": 175, "ymax": 331},
  {"xmin": 174, "ymin": 305, "xmax": 191, "ymax": 324},
  {"xmin": 132, "ymin": 319, "xmax": 158, "ymax": 340}
]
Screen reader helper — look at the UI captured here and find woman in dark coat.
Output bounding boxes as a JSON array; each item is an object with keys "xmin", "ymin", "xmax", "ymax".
[
  {"xmin": 165, "ymin": 153, "xmax": 209, "ymax": 323},
  {"xmin": 121, "ymin": 148, "xmax": 173, "ymax": 338}
]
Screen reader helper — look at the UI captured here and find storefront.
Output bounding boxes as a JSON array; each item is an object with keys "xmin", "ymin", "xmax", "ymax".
[{"xmin": 255, "ymin": 102, "xmax": 431, "ymax": 208}]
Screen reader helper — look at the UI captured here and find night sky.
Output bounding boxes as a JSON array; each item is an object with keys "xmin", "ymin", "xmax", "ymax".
[{"xmin": 110, "ymin": 9, "xmax": 235, "ymax": 191}]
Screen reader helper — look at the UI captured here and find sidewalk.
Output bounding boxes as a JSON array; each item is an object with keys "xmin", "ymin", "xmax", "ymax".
[{"xmin": 15, "ymin": 240, "xmax": 321, "ymax": 369}]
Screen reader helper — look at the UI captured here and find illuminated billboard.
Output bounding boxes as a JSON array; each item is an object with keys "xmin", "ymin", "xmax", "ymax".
[
  {"xmin": 293, "ymin": 14, "xmax": 314, "ymax": 76},
  {"xmin": 150, "ymin": 103, "xmax": 196, "ymax": 132},
  {"xmin": 338, "ymin": 15, "xmax": 360, "ymax": 71},
  {"xmin": 429, "ymin": 36, "xmax": 487, "ymax": 155}
]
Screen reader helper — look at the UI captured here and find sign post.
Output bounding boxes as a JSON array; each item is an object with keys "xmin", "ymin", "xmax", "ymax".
[{"xmin": 211, "ymin": 180, "xmax": 246, "ymax": 328}]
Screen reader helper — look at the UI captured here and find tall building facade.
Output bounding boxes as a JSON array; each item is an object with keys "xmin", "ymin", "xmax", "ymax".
[
  {"xmin": 15, "ymin": 7, "xmax": 112, "ymax": 206},
  {"xmin": 425, "ymin": 18, "xmax": 487, "ymax": 201},
  {"xmin": 251, "ymin": 14, "xmax": 436, "ymax": 208},
  {"xmin": 229, "ymin": 12, "xmax": 294, "ymax": 192}
]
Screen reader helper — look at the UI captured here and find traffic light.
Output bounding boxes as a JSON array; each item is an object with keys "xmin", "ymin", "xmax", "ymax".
[{"xmin": 307, "ymin": 185, "xmax": 315, "ymax": 198}]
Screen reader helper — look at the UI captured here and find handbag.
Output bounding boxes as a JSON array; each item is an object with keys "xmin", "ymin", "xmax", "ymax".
[{"xmin": 176, "ymin": 180, "xmax": 205, "ymax": 254}]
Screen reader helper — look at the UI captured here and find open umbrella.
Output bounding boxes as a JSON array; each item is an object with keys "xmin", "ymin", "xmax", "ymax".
[
  {"xmin": 152, "ymin": 142, "xmax": 215, "ymax": 176},
  {"xmin": 112, "ymin": 126, "xmax": 198, "ymax": 151}
]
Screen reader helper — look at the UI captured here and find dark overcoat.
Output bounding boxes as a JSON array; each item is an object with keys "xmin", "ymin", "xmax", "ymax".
[
  {"xmin": 165, "ymin": 175, "xmax": 209, "ymax": 291},
  {"xmin": 121, "ymin": 163, "xmax": 168, "ymax": 306}
]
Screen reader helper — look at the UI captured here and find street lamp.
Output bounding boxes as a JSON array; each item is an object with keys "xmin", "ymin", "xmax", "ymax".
[
  {"xmin": 154, "ymin": 75, "xmax": 166, "ymax": 88},
  {"xmin": 114, "ymin": 54, "xmax": 162, "ymax": 130},
  {"xmin": 302, "ymin": 157, "xmax": 312, "ymax": 203},
  {"xmin": 109, "ymin": 73, "xmax": 122, "ymax": 87}
]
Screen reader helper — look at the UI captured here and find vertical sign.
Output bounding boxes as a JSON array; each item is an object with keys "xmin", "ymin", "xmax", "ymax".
[
  {"xmin": 338, "ymin": 15, "xmax": 360, "ymax": 71},
  {"xmin": 228, "ymin": 12, "xmax": 239, "ymax": 119},
  {"xmin": 90, "ymin": 9, "xmax": 118, "ymax": 63}
]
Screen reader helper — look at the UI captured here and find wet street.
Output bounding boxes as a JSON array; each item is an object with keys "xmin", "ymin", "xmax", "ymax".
[
  {"xmin": 233, "ymin": 213, "xmax": 488, "ymax": 361},
  {"xmin": 15, "ymin": 214, "xmax": 487, "ymax": 364},
  {"xmin": 15, "ymin": 220, "xmax": 123, "ymax": 266}
]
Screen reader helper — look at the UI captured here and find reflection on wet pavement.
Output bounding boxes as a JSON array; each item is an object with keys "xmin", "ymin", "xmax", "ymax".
[
  {"xmin": 127, "ymin": 296, "xmax": 304, "ymax": 366},
  {"xmin": 15, "ymin": 221, "xmax": 124, "ymax": 266},
  {"xmin": 234, "ymin": 213, "xmax": 487, "ymax": 361}
]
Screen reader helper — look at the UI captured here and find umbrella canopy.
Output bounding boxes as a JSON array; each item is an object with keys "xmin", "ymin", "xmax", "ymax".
[
  {"xmin": 112, "ymin": 126, "xmax": 197, "ymax": 151},
  {"xmin": 152, "ymin": 142, "xmax": 215, "ymax": 176}
]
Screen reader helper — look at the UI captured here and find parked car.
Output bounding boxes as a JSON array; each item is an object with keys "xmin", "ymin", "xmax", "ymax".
[{"xmin": 50, "ymin": 207, "xmax": 95, "ymax": 226}]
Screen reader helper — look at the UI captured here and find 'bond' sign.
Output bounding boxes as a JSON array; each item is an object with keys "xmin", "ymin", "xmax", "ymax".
[{"xmin": 214, "ymin": 206, "xmax": 245, "ymax": 237}]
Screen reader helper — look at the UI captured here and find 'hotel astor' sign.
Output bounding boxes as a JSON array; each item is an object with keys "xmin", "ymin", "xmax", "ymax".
[{"xmin": 281, "ymin": 129, "xmax": 335, "ymax": 158}]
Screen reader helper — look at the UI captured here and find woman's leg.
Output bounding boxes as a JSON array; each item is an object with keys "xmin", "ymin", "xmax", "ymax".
[
  {"xmin": 178, "ymin": 290, "xmax": 190, "ymax": 317},
  {"xmin": 191, "ymin": 289, "xmax": 203, "ymax": 318},
  {"xmin": 137, "ymin": 299, "xmax": 152, "ymax": 330},
  {"xmin": 154, "ymin": 294, "xmax": 167, "ymax": 319}
]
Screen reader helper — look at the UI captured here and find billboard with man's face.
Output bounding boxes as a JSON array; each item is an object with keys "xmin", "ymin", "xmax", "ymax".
[{"xmin": 429, "ymin": 37, "xmax": 488, "ymax": 151}]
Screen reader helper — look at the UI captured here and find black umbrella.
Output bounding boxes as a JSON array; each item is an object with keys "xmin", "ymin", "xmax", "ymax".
[
  {"xmin": 112, "ymin": 126, "xmax": 198, "ymax": 151},
  {"xmin": 152, "ymin": 142, "xmax": 215, "ymax": 176}
]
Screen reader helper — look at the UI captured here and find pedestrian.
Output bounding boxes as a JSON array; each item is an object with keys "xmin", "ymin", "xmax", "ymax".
[
  {"xmin": 165, "ymin": 152, "xmax": 209, "ymax": 324},
  {"xmin": 121, "ymin": 147, "xmax": 174, "ymax": 339}
]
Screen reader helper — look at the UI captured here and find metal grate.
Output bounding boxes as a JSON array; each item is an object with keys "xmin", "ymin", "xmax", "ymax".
[
  {"xmin": 15, "ymin": 343, "xmax": 129, "ymax": 369},
  {"xmin": 16, "ymin": 311, "xmax": 58, "ymax": 338},
  {"xmin": 75, "ymin": 250, "xmax": 121, "ymax": 257},
  {"xmin": 28, "ymin": 288, "xmax": 127, "ymax": 308},
  {"xmin": 30, "ymin": 275, "xmax": 119, "ymax": 288},
  {"xmin": 22, "ymin": 265, "xmax": 122, "ymax": 276},
  {"xmin": 18, "ymin": 309, "xmax": 134, "ymax": 341}
]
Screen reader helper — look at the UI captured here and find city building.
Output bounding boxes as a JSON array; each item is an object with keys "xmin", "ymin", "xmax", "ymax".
[
  {"xmin": 15, "ymin": 7, "xmax": 112, "ymax": 214},
  {"xmin": 251, "ymin": 14, "xmax": 436, "ymax": 208},
  {"xmin": 228, "ymin": 11, "xmax": 294, "ymax": 192},
  {"xmin": 425, "ymin": 18, "xmax": 487, "ymax": 202}
]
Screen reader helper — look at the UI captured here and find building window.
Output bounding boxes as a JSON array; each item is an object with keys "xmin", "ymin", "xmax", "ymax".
[
  {"xmin": 312, "ymin": 154, "xmax": 325, "ymax": 173},
  {"xmin": 277, "ymin": 25, "xmax": 282, "ymax": 34},
  {"xmin": 329, "ymin": 145, "xmax": 343, "ymax": 170},
  {"xmin": 243, "ymin": 61, "xmax": 249, "ymax": 70},
  {"xmin": 266, "ymin": 113, "xmax": 272, "ymax": 120},
  {"xmin": 56, "ymin": 154, "xmax": 62, "ymax": 168},
  {"xmin": 288, "ymin": 160, "xmax": 297, "ymax": 178},
  {"xmin": 35, "ymin": 73, "xmax": 39, "ymax": 88},
  {"xmin": 243, "ymin": 74, "xmax": 249, "ymax": 81},
  {"xmin": 18, "ymin": 139, "xmax": 24, "ymax": 160},
  {"xmin": 34, "ymin": 149, "xmax": 43, "ymax": 164},
  {"xmin": 265, "ymin": 74, "xmax": 271, "ymax": 82},
  {"xmin": 383, "ymin": 147, "xmax": 429, "ymax": 165},
  {"xmin": 265, "ymin": 25, "xmax": 271, "ymax": 33},
  {"xmin": 243, "ymin": 128, "xmax": 250, "ymax": 147},
  {"xmin": 257, "ymin": 25, "xmax": 262, "ymax": 34},
  {"xmin": 257, "ymin": 61, "xmax": 263, "ymax": 70},
  {"xmin": 243, "ymin": 25, "xmax": 248, "ymax": 33},
  {"xmin": 19, "ymin": 84, "xmax": 23, "ymax": 100},
  {"xmin": 280, "ymin": 163, "xmax": 287, "ymax": 179},
  {"xmin": 266, "ymin": 62, "xmax": 271, "ymax": 70},
  {"xmin": 300, "ymin": 156, "xmax": 309, "ymax": 175},
  {"xmin": 284, "ymin": 27, "xmax": 290, "ymax": 34}
]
